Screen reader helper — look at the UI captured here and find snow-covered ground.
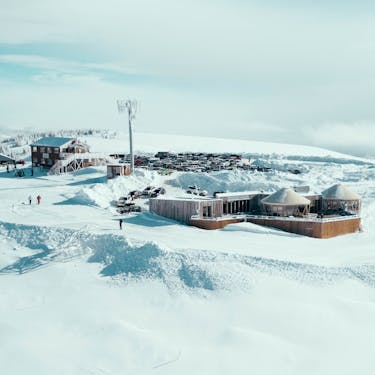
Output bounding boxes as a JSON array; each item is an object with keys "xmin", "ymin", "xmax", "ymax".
[{"xmin": 1, "ymin": 132, "xmax": 375, "ymax": 374}]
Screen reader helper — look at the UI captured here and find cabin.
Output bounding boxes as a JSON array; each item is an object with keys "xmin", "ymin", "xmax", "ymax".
[
  {"xmin": 30, "ymin": 137, "xmax": 89, "ymax": 168},
  {"xmin": 107, "ymin": 164, "xmax": 131, "ymax": 179},
  {"xmin": 30, "ymin": 137, "xmax": 113, "ymax": 174},
  {"xmin": 0, "ymin": 153, "xmax": 15, "ymax": 165}
]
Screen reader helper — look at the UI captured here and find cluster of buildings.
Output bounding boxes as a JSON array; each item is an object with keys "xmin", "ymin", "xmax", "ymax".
[
  {"xmin": 3, "ymin": 135, "xmax": 363, "ymax": 239},
  {"xmin": 150, "ymin": 185, "xmax": 361, "ymax": 238}
]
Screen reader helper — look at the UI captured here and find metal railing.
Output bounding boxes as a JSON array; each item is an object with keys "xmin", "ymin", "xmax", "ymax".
[
  {"xmin": 48, "ymin": 152, "xmax": 117, "ymax": 175},
  {"xmin": 190, "ymin": 213, "xmax": 360, "ymax": 223}
]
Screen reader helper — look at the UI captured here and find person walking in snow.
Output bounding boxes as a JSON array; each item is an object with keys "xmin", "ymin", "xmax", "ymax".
[
  {"xmin": 36, "ymin": 195, "xmax": 41, "ymax": 205},
  {"xmin": 6, "ymin": 164, "xmax": 9, "ymax": 173},
  {"xmin": 119, "ymin": 218, "xmax": 123, "ymax": 230},
  {"xmin": 28, "ymin": 195, "xmax": 32, "ymax": 205}
]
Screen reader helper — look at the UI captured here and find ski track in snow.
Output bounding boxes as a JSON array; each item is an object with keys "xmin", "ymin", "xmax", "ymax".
[{"xmin": 1, "ymin": 220, "xmax": 375, "ymax": 291}]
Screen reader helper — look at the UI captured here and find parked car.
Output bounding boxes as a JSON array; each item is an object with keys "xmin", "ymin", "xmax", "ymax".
[
  {"xmin": 149, "ymin": 187, "xmax": 166, "ymax": 198},
  {"xmin": 129, "ymin": 190, "xmax": 142, "ymax": 199},
  {"xmin": 186, "ymin": 185, "xmax": 208, "ymax": 196},
  {"xmin": 142, "ymin": 186, "xmax": 155, "ymax": 196}
]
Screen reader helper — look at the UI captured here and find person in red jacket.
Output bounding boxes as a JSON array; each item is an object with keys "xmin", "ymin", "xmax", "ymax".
[{"xmin": 36, "ymin": 195, "xmax": 41, "ymax": 205}]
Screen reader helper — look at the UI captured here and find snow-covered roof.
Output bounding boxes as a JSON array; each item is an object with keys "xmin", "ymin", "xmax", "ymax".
[
  {"xmin": 215, "ymin": 191, "xmax": 263, "ymax": 198},
  {"xmin": 0, "ymin": 153, "xmax": 15, "ymax": 162},
  {"xmin": 261, "ymin": 188, "xmax": 310, "ymax": 206},
  {"xmin": 30, "ymin": 137, "xmax": 75, "ymax": 147},
  {"xmin": 151, "ymin": 196, "xmax": 220, "ymax": 202},
  {"xmin": 322, "ymin": 184, "xmax": 360, "ymax": 201}
]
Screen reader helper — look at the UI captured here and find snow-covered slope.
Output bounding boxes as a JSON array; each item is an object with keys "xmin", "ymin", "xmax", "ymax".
[
  {"xmin": 83, "ymin": 132, "xmax": 372, "ymax": 164},
  {"xmin": 1, "ymin": 132, "xmax": 375, "ymax": 375}
]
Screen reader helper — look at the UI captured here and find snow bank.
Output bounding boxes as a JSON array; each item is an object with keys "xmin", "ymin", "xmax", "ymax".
[
  {"xmin": 65, "ymin": 169, "xmax": 163, "ymax": 208},
  {"xmin": 168, "ymin": 169, "xmax": 288, "ymax": 195},
  {"xmin": 2, "ymin": 221, "xmax": 375, "ymax": 292}
]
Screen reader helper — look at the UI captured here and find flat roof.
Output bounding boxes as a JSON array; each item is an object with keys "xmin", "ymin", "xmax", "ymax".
[
  {"xmin": 151, "ymin": 196, "xmax": 221, "ymax": 202},
  {"xmin": 215, "ymin": 191, "xmax": 269, "ymax": 198},
  {"xmin": 30, "ymin": 137, "xmax": 75, "ymax": 147}
]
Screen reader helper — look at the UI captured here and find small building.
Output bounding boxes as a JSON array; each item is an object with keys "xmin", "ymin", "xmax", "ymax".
[
  {"xmin": 149, "ymin": 196, "xmax": 223, "ymax": 224},
  {"xmin": 30, "ymin": 137, "xmax": 88, "ymax": 168},
  {"xmin": 261, "ymin": 188, "xmax": 311, "ymax": 217},
  {"xmin": 0, "ymin": 153, "xmax": 15, "ymax": 165},
  {"xmin": 107, "ymin": 164, "xmax": 131, "ymax": 179},
  {"xmin": 321, "ymin": 184, "xmax": 361, "ymax": 214}
]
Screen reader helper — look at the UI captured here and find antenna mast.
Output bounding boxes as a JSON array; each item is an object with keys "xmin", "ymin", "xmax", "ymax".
[{"xmin": 117, "ymin": 99, "xmax": 137, "ymax": 173}]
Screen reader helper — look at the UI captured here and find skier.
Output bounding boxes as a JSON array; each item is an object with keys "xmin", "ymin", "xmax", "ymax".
[
  {"xmin": 6, "ymin": 164, "xmax": 9, "ymax": 173},
  {"xmin": 31, "ymin": 168, "xmax": 34, "ymax": 176},
  {"xmin": 119, "ymin": 218, "xmax": 123, "ymax": 230},
  {"xmin": 28, "ymin": 195, "xmax": 32, "ymax": 205},
  {"xmin": 36, "ymin": 195, "xmax": 41, "ymax": 205}
]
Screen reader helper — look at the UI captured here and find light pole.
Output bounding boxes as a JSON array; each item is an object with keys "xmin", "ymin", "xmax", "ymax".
[{"xmin": 117, "ymin": 99, "xmax": 137, "ymax": 173}]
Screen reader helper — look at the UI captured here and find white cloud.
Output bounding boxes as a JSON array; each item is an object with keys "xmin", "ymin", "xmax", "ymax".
[{"xmin": 1, "ymin": 1, "xmax": 375, "ymax": 156}]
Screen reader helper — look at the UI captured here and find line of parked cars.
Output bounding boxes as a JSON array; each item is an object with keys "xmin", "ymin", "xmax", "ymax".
[{"xmin": 116, "ymin": 186, "xmax": 166, "ymax": 214}]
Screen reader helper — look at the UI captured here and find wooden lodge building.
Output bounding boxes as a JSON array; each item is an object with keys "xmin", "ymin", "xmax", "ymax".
[
  {"xmin": 31, "ymin": 137, "xmax": 114, "ymax": 174},
  {"xmin": 150, "ymin": 184, "xmax": 361, "ymax": 238}
]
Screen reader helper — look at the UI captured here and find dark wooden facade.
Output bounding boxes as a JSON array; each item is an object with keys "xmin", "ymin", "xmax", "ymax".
[{"xmin": 31, "ymin": 138, "xmax": 89, "ymax": 168}]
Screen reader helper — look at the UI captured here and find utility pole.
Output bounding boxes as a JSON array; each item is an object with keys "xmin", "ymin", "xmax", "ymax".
[{"xmin": 117, "ymin": 99, "xmax": 137, "ymax": 173}]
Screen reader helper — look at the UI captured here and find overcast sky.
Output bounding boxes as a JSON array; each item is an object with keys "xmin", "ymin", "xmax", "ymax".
[{"xmin": 1, "ymin": 0, "xmax": 375, "ymax": 156}]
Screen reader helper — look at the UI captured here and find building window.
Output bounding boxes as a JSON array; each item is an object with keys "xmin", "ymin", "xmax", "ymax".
[
  {"xmin": 203, "ymin": 206, "xmax": 212, "ymax": 218},
  {"xmin": 40, "ymin": 147, "xmax": 45, "ymax": 152},
  {"xmin": 42, "ymin": 153, "xmax": 49, "ymax": 159},
  {"xmin": 47, "ymin": 147, "xmax": 51, "ymax": 153},
  {"xmin": 54, "ymin": 148, "xmax": 59, "ymax": 154},
  {"xmin": 32, "ymin": 146, "xmax": 37, "ymax": 152}
]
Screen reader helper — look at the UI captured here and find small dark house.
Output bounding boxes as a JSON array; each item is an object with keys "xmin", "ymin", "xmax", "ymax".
[{"xmin": 0, "ymin": 153, "xmax": 15, "ymax": 165}]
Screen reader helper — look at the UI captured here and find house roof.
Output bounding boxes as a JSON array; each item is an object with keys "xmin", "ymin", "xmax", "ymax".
[
  {"xmin": 30, "ymin": 137, "xmax": 75, "ymax": 147},
  {"xmin": 0, "ymin": 153, "xmax": 15, "ymax": 162},
  {"xmin": 261, "ymin": 188, "xmax": 310, "ymax": 206},
  {"xmin": 322, "ymin": 184, "xmax": 360, "ymax": 201}
]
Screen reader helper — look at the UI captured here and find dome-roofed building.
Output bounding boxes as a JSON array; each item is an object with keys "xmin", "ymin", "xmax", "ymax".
[
  {"xmin": 261, "ymin": 188, "xmax": 310, "ymax": 217},
  {"xmin": 321, "ymin": 184, "xmax": 361, "ymax": 214}
]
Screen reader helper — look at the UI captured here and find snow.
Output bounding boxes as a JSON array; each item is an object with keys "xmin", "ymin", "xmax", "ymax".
[{"xmin": 1, "ymin": 132, "xmax": 375, "ymax": 374}]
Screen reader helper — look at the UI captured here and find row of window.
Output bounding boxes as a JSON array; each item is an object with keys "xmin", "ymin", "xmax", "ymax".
[
  {"xmin": 32, "ymin": 146, "xmax": 60, "ymax": 153},
  {"xmin": 40, "ymin": 159, "xmax": 53, "ymax": 165}
]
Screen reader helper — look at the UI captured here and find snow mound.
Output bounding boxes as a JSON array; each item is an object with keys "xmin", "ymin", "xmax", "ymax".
[
  {"xmin": 62, "ymin": 169, "xmax": 163, "ymax": 208},
  {"xmin": 168, "ymin": 169, "xmax": 282, "ymax": 195},
  {"xmin": 2, "ymin": 221, "xmax": 375, "ymax": 292}
]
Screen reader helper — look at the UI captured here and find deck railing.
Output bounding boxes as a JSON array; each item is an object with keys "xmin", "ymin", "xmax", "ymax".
[{"xmin": 190, "ymin": 213, "xmax": 360, "ymax": 223}]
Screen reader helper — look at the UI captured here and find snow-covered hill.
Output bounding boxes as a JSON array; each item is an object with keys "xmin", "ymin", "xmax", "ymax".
[{"xmin": 1, "ymin": 132, "xmax": 375, "ymax": 374}]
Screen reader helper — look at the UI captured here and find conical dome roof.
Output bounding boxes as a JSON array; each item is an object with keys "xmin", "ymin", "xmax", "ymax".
[
  {"xmin": 322, "ymin": 184, "xmax": 360, "ymax": 200},
  {"xmin": 261, "ymin": 188, "xmax": 310, "ymax": 206}
]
